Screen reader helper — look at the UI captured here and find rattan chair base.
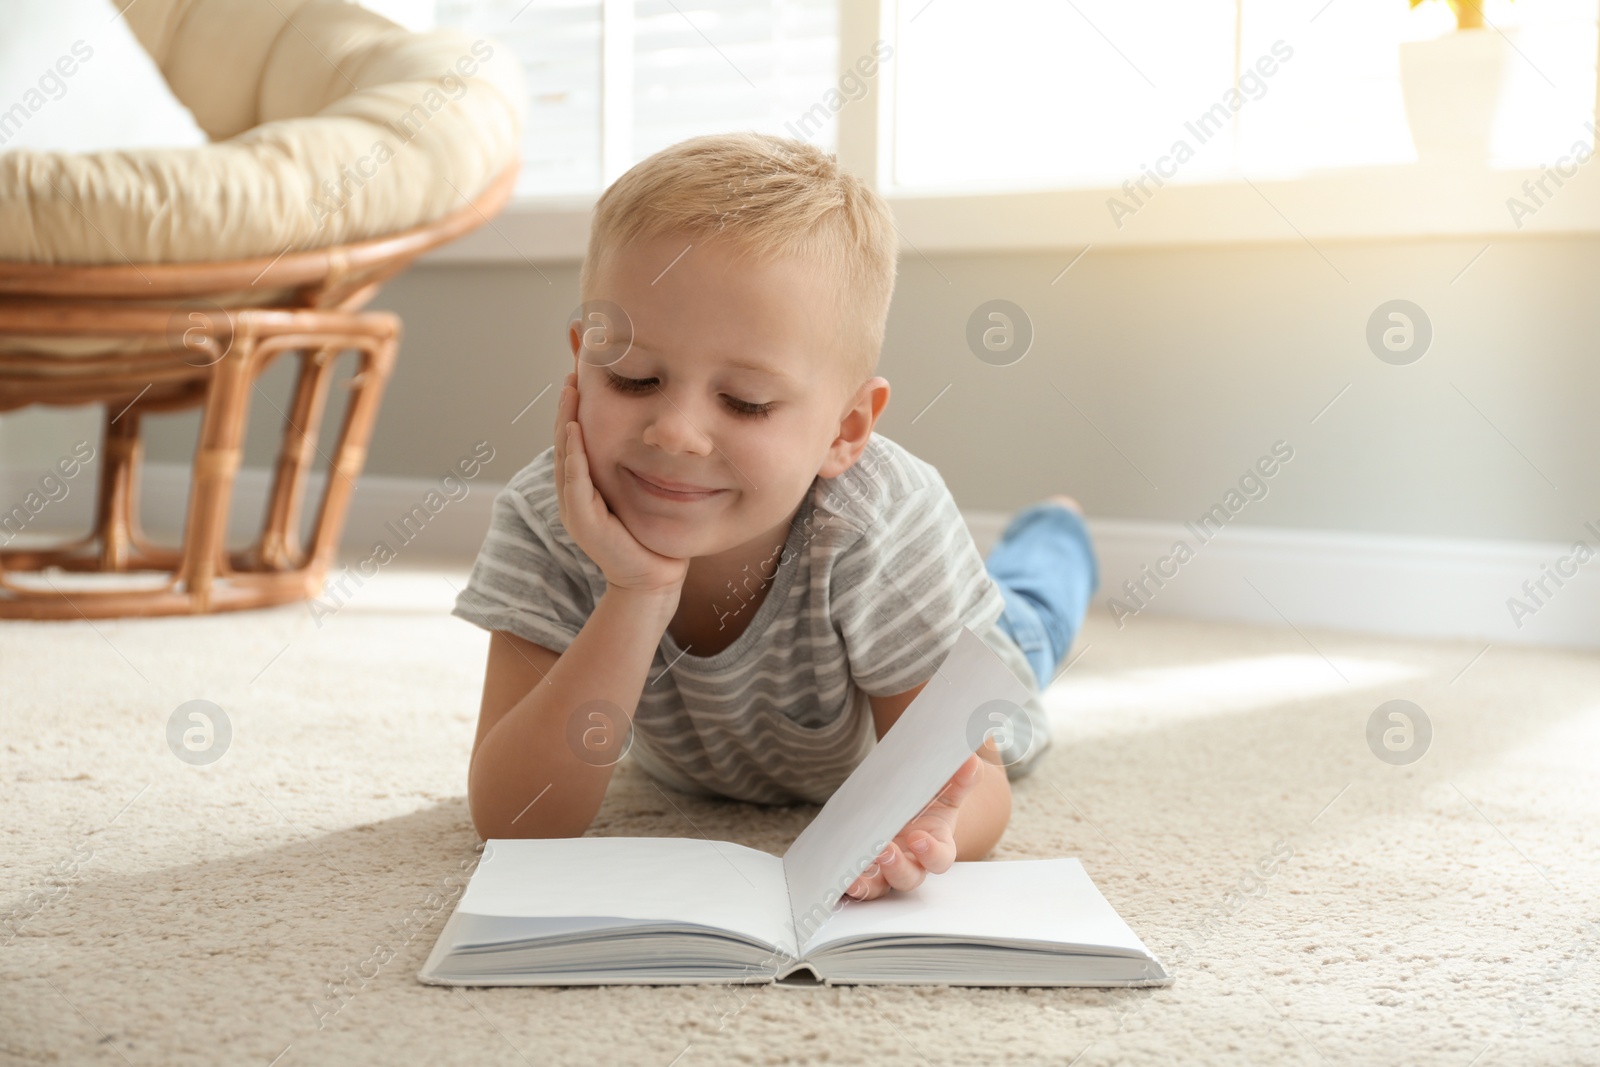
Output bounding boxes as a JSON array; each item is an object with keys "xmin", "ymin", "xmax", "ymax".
[
  {"xmin": 0, "ymin": 306, "xmax": 397, "ymax": 618},
  {"xmin": 0, "ymin": 166, "xmax": 514, "ymax": 619}
]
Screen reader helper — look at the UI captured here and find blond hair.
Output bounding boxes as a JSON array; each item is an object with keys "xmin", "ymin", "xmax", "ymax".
[{"xmin": 579, "ymin": 131, "xmax": 898, "ymax": 394}]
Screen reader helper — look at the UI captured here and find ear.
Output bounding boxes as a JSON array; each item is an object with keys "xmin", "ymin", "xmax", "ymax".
[{"xmin": 818, "ymin": 376, "xmax": 890, "ymax": 479}]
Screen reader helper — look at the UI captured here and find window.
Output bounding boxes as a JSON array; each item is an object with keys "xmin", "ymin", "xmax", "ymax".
[
  {"xmin": 889, "ymin": 0, "xmax": 1240, "ymax": 192},
  {"xmin": 372, "ymin": 0, "xmax": 838, "ymax": 198},
  {"xmin": 370, "ymin": 0, "xmax": 1600, "ymax": 255},
  {"xmin": 886, "ymin": 0, "xmax": 1599, "ymax": 192}
]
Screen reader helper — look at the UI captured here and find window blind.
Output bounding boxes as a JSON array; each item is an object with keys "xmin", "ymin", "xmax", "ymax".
[{"xmin": 422, "ymin": 0, "xmax": 838, "ymax": 198}]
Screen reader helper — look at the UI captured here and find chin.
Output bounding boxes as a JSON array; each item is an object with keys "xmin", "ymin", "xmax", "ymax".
[{"xmin": 614, "ymin": 501, "xmax": 714, "ymax": 559}]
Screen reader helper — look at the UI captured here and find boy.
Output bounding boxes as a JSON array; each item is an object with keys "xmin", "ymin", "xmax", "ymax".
[{"xmin": 452, "ymin": 132, "xmax": 1099, "ymax": 901}]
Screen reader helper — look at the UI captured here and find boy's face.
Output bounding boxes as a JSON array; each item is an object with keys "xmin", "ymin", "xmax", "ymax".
[{"xmin": 570, "ymin": 232, "xmax": 884, "ymax": 562}]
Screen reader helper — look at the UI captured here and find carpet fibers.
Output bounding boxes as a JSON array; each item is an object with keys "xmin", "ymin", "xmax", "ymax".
[{"xmin": 2, "ymin": 559, "xmax": 1597, "ymax": 1066}]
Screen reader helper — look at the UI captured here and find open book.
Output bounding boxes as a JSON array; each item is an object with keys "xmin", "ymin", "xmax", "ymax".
[{"xmin": 420, "ymin": 626, "xmax": 1171, "ymax": 987}]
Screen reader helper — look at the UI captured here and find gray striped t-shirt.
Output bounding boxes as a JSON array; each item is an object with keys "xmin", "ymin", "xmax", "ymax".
[{"xmin": 450, "ymin": 431, "xmax": 1047, "ymax": 806}]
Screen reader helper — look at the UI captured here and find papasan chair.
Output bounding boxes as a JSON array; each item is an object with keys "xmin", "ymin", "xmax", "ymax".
[{"xmin": 0, "ymin": 0, "xmax": 523, "ymax": 618}]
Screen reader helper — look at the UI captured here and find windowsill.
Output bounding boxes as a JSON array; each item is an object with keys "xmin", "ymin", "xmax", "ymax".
[{"xmin": 420, "ymin": 162, "xmax": 1600, "ymax": 266}]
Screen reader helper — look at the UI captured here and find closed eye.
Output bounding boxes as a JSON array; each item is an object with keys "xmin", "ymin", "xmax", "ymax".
[{"xmin": 601, "ymin": 370, "xmax": 775, "ymax": 419}]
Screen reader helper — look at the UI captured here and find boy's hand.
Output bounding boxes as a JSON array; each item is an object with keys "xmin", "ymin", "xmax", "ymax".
[
  {"xmin": 843, "ymin": 753, "xmax": 984, "ymax": 901},
  {"xmin": 554, "ymin": 370, "xmax": 691, "ymax": 596}
]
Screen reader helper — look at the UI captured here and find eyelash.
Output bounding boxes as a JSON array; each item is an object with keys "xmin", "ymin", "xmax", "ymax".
[{"xmin": 601, "ymin": 370, "xmax": 775, "ymax": 419}]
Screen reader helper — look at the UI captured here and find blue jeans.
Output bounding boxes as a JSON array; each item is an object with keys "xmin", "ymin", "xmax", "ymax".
[{"xmin": 984, "ymin": 502, "xmax": 1099, "ymax": 690}]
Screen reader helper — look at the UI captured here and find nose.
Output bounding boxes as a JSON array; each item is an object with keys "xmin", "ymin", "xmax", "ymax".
[{"xmin": 639, "ymin": 390, "xmax": 713, "ymax": 456}]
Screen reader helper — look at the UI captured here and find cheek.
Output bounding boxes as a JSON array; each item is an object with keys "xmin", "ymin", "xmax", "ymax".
[
  {"xmin": 576, "ymin": 394, "xmax": 623, "ymax": 452},
  {"xmin": 572, "ymin": 402, "xmax": 629, "ymax": 501},
  {"xmin": 737, "ymin": 436, "xmax": 816, "ymax": 502}
]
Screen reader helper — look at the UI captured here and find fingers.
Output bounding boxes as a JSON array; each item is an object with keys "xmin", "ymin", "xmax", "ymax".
[
  {"xmin": 844, "ymin": 864, "xmax": 876, "ymax": 901},
  {"xmin": 564, "ymin": 422, "xmax": 593, "ymax": 517},
  {"xmin": 559, "ymin": 369, "xmax": 581, "ymax": 438},
  {"xmin": 877, "ymin": 841, "xmax": 927, "ymax": 893},
  {"xmin": 845, "ymin": 841, "xmax": 926, "ymax": 901},
  {"xmin": 903, "ymin": 825, "xmax": 958, "ymax": 877},
  {"xmin": 554, "ymin": 384, "xmax": 567, "ymax": 502},
  {"xmin": 899, "ymin": 756, "xmax": 982, "ymax": 876},
  {"xmin": 845, "ymin": 843, "xmax": 893, "ymax": 900},
  {"xmin": 844, "ymin": 756, "xmax": 986, "ymax": 902},
  {"xmin": 556, "ymin": 371, "xmax": 576, "ymax": 460},
  {"xmin": 555, "ymin": 371, "xmax": 578, "ymax": 508},
  {"xmin": 922, "ymin": 753, "xmax": 984, "ymax": 822}
]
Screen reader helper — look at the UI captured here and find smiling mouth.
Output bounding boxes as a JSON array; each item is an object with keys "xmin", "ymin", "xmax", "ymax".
[{"xmin": 626, "ymin": 467, "xmax": 727, "ymax": 501}]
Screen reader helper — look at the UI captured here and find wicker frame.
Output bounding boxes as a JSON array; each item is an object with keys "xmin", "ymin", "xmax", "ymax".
[{"xmin": 0, "ymin": 165, "xmax": 516, "ymax": 619}]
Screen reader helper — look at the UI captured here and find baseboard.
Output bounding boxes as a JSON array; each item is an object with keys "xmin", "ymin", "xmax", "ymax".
[
  {"xmin": 4, "ymin": 462, "xmax": 1595, "ymax": 649},
  {"xmin": 0, "ymin": 461, "xmax": 499, "ymax": 568},
  {"xmin": 964, "ymin": 512, "xmax": 1600, "ymax": 651}
]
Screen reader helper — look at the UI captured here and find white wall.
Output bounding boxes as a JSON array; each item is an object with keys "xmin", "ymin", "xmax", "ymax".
[{"xmin": 51, "ymin": 234, "xmax": 1590, "ymax": 545}]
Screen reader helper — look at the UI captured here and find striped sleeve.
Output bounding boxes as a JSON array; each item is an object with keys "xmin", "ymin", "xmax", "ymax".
[
  {"xmin": 829, "ymin": 484, "xmax": 1007, "ymax": 697},
  {"xmin": 450, "ymin": 478, "xmax": 594, "ymax": 654}
]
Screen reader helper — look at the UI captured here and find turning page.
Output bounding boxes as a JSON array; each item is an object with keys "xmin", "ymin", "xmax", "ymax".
[{"xmin": 782, "ymin": 625, "xmax": 1035, "ymax": 945}]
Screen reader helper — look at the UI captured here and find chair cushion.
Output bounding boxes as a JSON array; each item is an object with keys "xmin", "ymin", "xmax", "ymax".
[{"xmin": 0, "ymin": 0, "xmax": 524, "ymax": 265}]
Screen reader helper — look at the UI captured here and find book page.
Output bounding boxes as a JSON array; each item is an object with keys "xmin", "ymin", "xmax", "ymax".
[
  {"xmin": 782, "ymin": 625, "xmax": 1034, "ymax": 945},
  {"xmin": 800, "ymin": 858, "xmax": 1156, "ymax": 961},
  {"xmin": 462, "ymin": 837, "xmax": 797, "ymax": 958}
]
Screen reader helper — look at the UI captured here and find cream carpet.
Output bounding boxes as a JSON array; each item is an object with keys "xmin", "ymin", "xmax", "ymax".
[{"xmin": 3, "ymin": 557, "xmax": 1598, "ymax": 1067}]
